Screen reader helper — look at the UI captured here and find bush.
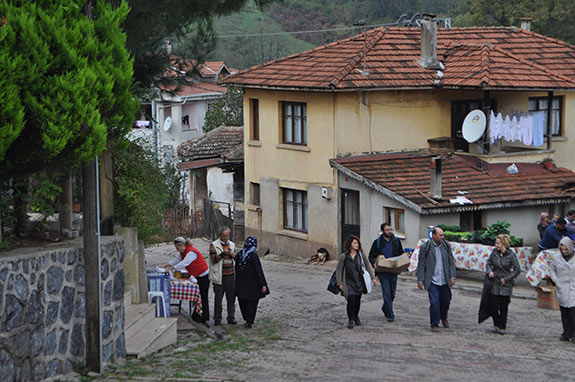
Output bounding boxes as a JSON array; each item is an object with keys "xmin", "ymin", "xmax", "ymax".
[{"xmin": 437, "ymin": 224, "xmax": 461, "ymax": 232}]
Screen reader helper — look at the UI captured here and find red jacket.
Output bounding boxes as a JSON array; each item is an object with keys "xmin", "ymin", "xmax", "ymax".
[{"xmin": 181, "ymin": 246, "xmax": 209, "ymax": 277}]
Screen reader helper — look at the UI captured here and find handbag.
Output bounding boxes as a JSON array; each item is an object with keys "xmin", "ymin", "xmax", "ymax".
[
  {"xmin": 327, "ymin": 270, "xmax": 340, "ymax": 294},
  {"xmin": 359, "ymin": 253, "xmax": 373, "ymax": 294}
]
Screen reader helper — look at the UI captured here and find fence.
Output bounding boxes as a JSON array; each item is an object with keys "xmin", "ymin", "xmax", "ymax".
[{"xmin": 163, "ymin": 205, "xmax": 191, "ymax": 240}]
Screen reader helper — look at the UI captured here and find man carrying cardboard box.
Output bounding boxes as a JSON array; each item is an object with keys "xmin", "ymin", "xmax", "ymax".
[{"xmin": 368, "ymin": 223, "xmax": 404, "ymax": 322}]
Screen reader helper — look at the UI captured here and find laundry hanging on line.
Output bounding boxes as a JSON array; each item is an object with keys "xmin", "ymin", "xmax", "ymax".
[{"xmin": 488, "ymin": 111, "xmax": 544, "ymax": 146}]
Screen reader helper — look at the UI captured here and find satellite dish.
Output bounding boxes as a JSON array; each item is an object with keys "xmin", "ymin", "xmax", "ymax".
[
  {"xmin": 462, "ymin": 109, "xmax": 486, "ymax": 143},
  {"xmin": 163, "ymin": 116, "xmax": 172, "ymax": 131}
]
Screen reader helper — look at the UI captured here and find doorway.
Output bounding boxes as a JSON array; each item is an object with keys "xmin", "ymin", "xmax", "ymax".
[{"xmin": 341, "ymin": 189, "xmax": 360, "ymax": 249}]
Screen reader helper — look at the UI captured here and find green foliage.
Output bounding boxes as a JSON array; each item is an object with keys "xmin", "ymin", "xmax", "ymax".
[
  {"xmin": 480, "ymin": 221, "xmax": 522, "ymax": 246},
  {"xmin": 202, "ymin": 87, "xmax": 244, "ymax": 133},
  {"xmin": 444, "ymin": 230, "xmax": 473, "ymax": 242},
  {"xmin": 437, "ymin": 224, "xmax": 461, "ymax": 232},
  {"xmin": 113, "ymin": 139, "xmax": 181, "ymax": 242},
  {"xmin": 28, "ymin": 172, "xmax": 62, "ymax": 219}
]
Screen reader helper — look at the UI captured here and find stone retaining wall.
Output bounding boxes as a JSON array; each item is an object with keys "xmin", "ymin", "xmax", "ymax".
[{"xmin": 0, "ymin": 236, "xmax": 125, "ymax": 381}]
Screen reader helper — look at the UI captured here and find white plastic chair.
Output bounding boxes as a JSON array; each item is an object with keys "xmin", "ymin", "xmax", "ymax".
[{"xmin": 148, "ymin": 291, "xmax": 166, "ymax": 317}]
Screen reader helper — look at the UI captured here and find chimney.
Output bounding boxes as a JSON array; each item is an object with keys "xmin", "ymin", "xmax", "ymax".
[
  {"xmin": 519, "ymin": 17, "xmax": 531, "ymax": 32},
  {"xmin": 419, "ymin": 17, "xmax": 441, "ymax": 70},
  {"xmin": 430, "ymin": 157, "xmax": 442, "ymax": 200}
]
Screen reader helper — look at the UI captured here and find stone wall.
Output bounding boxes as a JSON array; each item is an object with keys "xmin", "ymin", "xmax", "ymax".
[{"xmin": 0, "ymin": 236, "xmax": 125, "ymax": 381}]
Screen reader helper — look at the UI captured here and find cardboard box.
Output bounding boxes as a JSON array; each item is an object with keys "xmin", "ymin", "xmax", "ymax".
[
  {"xmin": 375, "ymin": 253, "xmax": 410, "ymax": 274},
  {"xmin": 536, "ymin": 285, "xmax": 560, "ymax": 310}
]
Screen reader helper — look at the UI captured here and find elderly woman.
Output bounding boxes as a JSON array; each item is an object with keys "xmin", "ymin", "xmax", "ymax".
[
  {"xmin": 538, "ymin": 212, "xmax": 550, "ymax": 239},
  {"xmin": 482, "ymin": 234, "xmax": 520, "ymax": 335},
  {"xmin": 549, "ymin": 237, "xmax": 575, "ymax": 341},
  {"xmin": 336, "ymin": 235, "xmax": 376, "ymax": 329},
  {"xmin": 160, "ymin": 237, "xmax": 210, "ymax": 325},
  {"xmin": 235, "ymin": 236, "xmax": 269, "ymax": 328}
]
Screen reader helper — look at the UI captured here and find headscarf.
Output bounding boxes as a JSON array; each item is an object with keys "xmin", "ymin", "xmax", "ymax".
[
  {"xmin": 559, "ymin": 237, "xmax": 574, "ymax": 259},
  {"xmin": 540, "ymin": 212, "xmax": 550, "ymax": 226},
  {"xmin": 238, "ymin": 236, "xmax": 258, "ymax": 269}
]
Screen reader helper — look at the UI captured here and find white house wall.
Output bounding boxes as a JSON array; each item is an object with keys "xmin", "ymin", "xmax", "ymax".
[{"xmin": 207, "ymin": 167, "xmax": 234, "ymax": 205}]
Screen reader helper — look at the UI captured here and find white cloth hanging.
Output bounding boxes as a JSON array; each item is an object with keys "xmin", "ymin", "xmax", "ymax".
[
  {"xmin": 510, "ymin": 115, "xmax": 520, "ymax": 142},
  {"xmin": 489, "ymin": 110, "xmax": 497, "ymax": 144},
  {"xmin": 520, "ymin": 114, "xmax": 533, "ymax": 146},
  {"xmin": 532, "ymin": 111, "xmax": 545, "ymax": 146}
]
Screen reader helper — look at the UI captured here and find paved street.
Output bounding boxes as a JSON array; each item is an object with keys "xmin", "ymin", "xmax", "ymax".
[{"xmin": 94, "ymin": 240, "xmax": 575, "ymax": 382}]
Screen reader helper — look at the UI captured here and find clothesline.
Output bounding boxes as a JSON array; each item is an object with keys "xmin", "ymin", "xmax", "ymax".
[{"xmin": 489, "ymin": 110, "xmax": 545, "ymax": 146}]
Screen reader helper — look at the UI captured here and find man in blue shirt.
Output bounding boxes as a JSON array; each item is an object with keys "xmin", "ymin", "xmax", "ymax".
[
  {"xmin": 368, "ymin": 223, "xmax": 404, "ymax": 322},
  {"xmin": 417, "ymin": 227, "xmax": 456, "ymax": 332},
  {"xmin": 539, "ymin": 218, "xmax": 568, "ymax": 250}
]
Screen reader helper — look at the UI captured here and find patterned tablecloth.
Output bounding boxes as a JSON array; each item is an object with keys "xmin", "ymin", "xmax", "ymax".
[
  {"xmin": 525, "ymin": 249, "xmax": 558, "ymax": 287},
  {"xmin": 170, "ymin": 279, "xmax": 202, "ymax": 315},
  {"xmin": 407, "ymin": 239, "xmax": 533, "ymax": 273}
]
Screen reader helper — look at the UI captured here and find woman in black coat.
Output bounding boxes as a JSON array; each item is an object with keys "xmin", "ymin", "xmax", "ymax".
[{"xmin": 235, "ymin": 236, "xmax": 269, "ymax": 328}]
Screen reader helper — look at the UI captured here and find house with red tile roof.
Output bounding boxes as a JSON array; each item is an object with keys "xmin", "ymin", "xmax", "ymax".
[{"xmin": 223, "ymin": 18, "xmax": 575, "ymax": 254}]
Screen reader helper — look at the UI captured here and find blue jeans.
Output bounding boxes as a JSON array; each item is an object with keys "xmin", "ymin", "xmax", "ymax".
[
  {"xmin": 377, "ymin": 273, "xmax": 397, "ymax": 319},
  {"xmin": 427, "ymin": 283, "xmax": 451, "ymax": 327}
]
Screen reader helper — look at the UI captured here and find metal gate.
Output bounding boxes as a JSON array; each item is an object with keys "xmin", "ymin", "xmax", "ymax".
[
  {"xmin": 203, "ymin": 198, "xmax": 233, "ymax": 240},
  {"xmin": 163, "ymin": 205, "xmax": 191, "ymax": 240}
]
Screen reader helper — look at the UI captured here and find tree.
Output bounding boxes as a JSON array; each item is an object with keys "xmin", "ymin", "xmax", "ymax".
[
  {"xmin": 202, "ymin": 87, "xmax": 243, "ymax": 133},
  {"xmin": 0, "ymin": 0, "xmax": 138, "ymax": 235}
]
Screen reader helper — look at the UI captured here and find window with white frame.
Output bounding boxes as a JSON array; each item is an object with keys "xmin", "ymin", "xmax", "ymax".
[
  {"xmin": 281, "ymin": 102, "xmax": 307, "ymax": 145},
  {"xmin": 383, "ymin": 207, "xmax": 405, "ymax": 235},
  {"xmin": 283, "ymin": 188, "xmax": 308, "ymax": 232}
]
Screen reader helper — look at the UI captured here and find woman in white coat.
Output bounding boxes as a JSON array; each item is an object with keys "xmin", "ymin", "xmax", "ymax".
[{"xmin": 550, "ymin": 237, "xmax": 575, "ymax": 341}]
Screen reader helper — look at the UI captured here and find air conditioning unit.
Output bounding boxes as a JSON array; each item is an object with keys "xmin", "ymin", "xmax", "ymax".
[{"xmin": 321, "ymin": 187, "xmax": 333, "ymax": 200}]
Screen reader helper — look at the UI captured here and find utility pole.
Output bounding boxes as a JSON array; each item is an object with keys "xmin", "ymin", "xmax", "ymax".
[{"xmin": 82, "ymin": 0, "xmax": 102, "ymax": 373}]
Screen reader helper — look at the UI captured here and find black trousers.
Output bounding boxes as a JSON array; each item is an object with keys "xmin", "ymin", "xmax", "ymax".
[
  {"xmin": 488, "ymin": 294, "xmax": 511, "ymax": 330},
  {"xmin": 346, "ymin": 294, "xmax": 362, "ymax": 321},
  {"xmin": 192, "ymin": 274, "xmax": 210, "ymax": 323},
  {"xmin": 560, "ymin": 306, "xmax": 575, "ymax": 339},
  {"xmin": 238, "ymin": 298, "xmax": 259, "ymax": 325},
  {"xmin": 213, "ymin": 274, "xmax": 236, "ymax": 322}
]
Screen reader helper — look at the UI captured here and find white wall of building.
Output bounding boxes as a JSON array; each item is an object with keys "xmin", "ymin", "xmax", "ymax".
[{"xmin": 207, "ymin": 167, "xmax": 234, "ymax": 204}]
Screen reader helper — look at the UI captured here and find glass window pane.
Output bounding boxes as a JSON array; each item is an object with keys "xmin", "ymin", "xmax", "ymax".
[
  {"xmin": 284, "ymin": 115, "xmax": 292, "ymax": 143},
  {"xmin": 397, "ymin": 211, "xmax": 405, "ymax": 233},
  {"xmin": 539, "ymin": 99, "xmax": 548, "ymax": 110},
  {"xmin": 553, "ymin": 98, "xmax": 560, "ymax": 109},
  {"xmin": 552, "ymin": 110, "xmax": 560, "ymax": 135},
  {"xmin": 528, "ymin": 99, "xmax": 537, "ymax": 111}
]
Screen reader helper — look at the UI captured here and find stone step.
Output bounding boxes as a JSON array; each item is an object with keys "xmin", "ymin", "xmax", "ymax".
[
  {"xmin": 124, "ymin": 302, "xmax": 156, "ymax": 340},
  {"xmin": 125, "ymin": 317, "xmax": 178, "ymax": 359}
]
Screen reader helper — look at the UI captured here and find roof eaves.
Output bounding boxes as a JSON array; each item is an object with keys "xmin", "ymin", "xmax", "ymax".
[
  {"xmin": 422, "ymin": 197, "xmax": 574, "ymax": 215},
  {"xmin": 330, "ymin": 159, "xmax": 423, "ymax": 213}
]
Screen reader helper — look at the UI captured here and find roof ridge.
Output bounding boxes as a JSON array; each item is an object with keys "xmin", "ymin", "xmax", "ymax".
[
  {"xmin": 479, "ymin": 44, "xmax": 491, "ymax": 86},
  {"xmin": 223, "ymin": 28, "xmax": 388, "ymax": 84},
  {"xmin": 329, "ymin": 28, "xmax": 387, "ymax": 88}
]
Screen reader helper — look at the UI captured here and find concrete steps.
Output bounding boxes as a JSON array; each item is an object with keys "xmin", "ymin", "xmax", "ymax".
[{"xmin": 124, "ymin": 290, "xmax": 178, "ymax": 359}]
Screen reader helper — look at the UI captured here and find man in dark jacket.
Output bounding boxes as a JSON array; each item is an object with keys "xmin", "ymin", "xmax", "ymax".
[
  {"xmin": 417, "ymin": 227, "xmax": 456, "ymax": 332},
  {"xmin": 369, "ymin": 223, "xmax": 404, "ymax": 321},
  {"xmin": 539, "ymin": 218, "xmax": 568, "ymax": 250}
]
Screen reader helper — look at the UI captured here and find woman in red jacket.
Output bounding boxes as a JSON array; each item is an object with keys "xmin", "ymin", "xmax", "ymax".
[{"xmin": 162, "ymin": 237, "xmax": 210, "ymax": 325}]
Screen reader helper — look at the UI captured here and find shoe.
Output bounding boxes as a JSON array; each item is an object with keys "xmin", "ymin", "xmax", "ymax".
[
  {"xmin": 560, "ymin": 335, "xmax": 570, "ymax": 341},
  {"xmin": 227, "ymin": 318, "xmax": 237, "ymax": 325},
  {"xmin": 348, "ymin": 320, "xmax": 354, "ymax": 329},
  {"xmin": 214, "ymin": 320, "xmax": 221, "ymax": 326},
  {"xmin": 244, "ymin": 322, "xmax": 252, "ymax": 329},
  {"xmin": 431, "ymin": 326, "xmax": 440, "ymax": 333},
  {"xmin": 441, "ymin": 319, "xmax": 449, "ymax": 328},
  {"xmin": 498, "ymin": 329, "xmax": 505, "ymax": 335},
  {"xmin": 492, "ymin": 326, "xmax": 500, "ymax": 334},
  {"xmin": 387, "ymin": 317, "xmax": 395, "ymax": 322},
  {"xmin": 354, "ymin": 317, "xmax": 361, "ymax": 326},
  {"xmin": 203, "ymin": 322, "xmax": 210, "ymax": 328}
]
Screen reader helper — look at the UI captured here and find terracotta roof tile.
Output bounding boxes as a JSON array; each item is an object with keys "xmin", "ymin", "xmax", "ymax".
[
  {"xmin": 330, "ymin": 152, "xmax": 575, "ymax": 213},
  {"xmin": 224, "ymin": 26, "xmax": 575, "ymax": 90},
  {"xmin": 178, "ymin": 126, "xmax": 243, "ymax": 161}
]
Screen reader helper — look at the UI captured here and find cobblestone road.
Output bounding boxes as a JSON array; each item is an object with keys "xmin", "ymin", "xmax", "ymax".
[{"xmin": 138, "ymin": 241, "xmax": 575, "ymax": 382}]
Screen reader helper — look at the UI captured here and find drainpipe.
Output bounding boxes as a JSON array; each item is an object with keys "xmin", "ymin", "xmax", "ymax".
[{"xmin": 547, "ymin": 91, "xmax": 553, "ymax": 150}]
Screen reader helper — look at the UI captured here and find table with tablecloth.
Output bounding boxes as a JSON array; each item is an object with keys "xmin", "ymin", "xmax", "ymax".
[
  {"xmin": 525, "ymin": 249, "xmax": 559, "ymax": 286},
  {"xmin": 170, "ymin": 278, "xmax": 202, "ymax": 316},
  {"xmin": 407, "ymin": 239, "xmax": 533, "ymax": 273}
]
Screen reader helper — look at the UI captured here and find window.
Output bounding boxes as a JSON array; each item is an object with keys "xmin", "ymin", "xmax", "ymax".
[
  {"xmin": 250, "ymin": 182, "xmax": 260, "ymax": 206},
  {"xmin": 282, "ymin": 102, "xmax": 307, "ymax": 145},
  {"xmin": 529, "ymin": 96, "xmax": 563, "ymax": 136},
  {"xmin": 250, "ymin": 99, "xmax": 259, "ymax": 141},
  {"xmin": 283, "ymin": 188, "xmax": 308, "ymax": 232},
  {"xmin": 383, "ymin": 207, "xmax": 405, "ymax": 235},
  {"xmin": 460, "ymin": 211, "xmax": 484, "ymax": 232}
]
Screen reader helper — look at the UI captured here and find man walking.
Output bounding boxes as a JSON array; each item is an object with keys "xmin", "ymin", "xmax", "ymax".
[
  {"xmin": 369, "ymin": 223, "xmax": 404, "ymax": 322},
  {"xmin": 417, "ymin": 227, "xmax": 456, "ymax": 332},
  {"xmin": 209, "ymin": 226, "xmax": 237, "ymax": 325}
]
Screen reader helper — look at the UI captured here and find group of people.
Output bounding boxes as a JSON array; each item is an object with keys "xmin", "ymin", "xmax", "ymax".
[
  {"xmin": 538, "ymin": 210, "xmax": 575, "ymax": 250},
  {"xmin": 335, "ymin": 223, "xmax": 575, "ymax": 341},
  {"xmin": 160, "ymin": 227, "xmax": 269, "ymax": 329}
]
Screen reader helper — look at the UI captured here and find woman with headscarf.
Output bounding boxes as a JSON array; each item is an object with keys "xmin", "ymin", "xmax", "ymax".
[
  {"xmin": 160, "ymin": 237, "xmax": 210, "ymax": 325},
  {"xmin": 549, "ymin": 237, "xmax": 575, "ymax": 341},
  {"xmin": 538, "ymin": 212, "xmax": 551, "ymax": 239},
  {"xmin": 479, "ymin": 234, "xmax": 520, "ymax": 335},
  {"xmin": 234, "ymin": 236, "xmax": 269, "ymax": 328}
]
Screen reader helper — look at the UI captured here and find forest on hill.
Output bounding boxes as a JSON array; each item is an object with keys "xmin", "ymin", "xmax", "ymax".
[{"xmin": 200, "ymin": 0, "xmax": 575, "ymax": 69}]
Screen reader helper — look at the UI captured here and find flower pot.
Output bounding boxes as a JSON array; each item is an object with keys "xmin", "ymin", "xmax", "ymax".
[{"xmin": 543, "ymin": 161, "xmax": 553, "ymax": 170}]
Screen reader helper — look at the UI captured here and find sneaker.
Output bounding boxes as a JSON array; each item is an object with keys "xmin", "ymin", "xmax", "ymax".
[
  {"xmin": 354, "ymin": 317, "xmax": 361, "ymax": 326},
  {"xmin": 431, "ymin": 325, "xmax": 440, "ymax": 333},
  {"xmin": 244, "ymin": 322, "xmax": 252, "ymax": 329},
  {"xmin": 348, "ymin": 320, "xmax": 354, "ymax": 329},
  {"xmin": 441, "ymin": 319, "xmax": 449, "ymax": 328},
  {"xmin": 498, "ymin": 329, "xmax": 506, "ymax": 335},
  {"xmin": 227, "ymin": 318, "xmax": 237, "ymax": 325},
  {"xmin": 492, "ymin": 326, "xmax": 500, "ymax": 334},
  {"xmin": 387, "ymin": 317, "xmax": 395, "ymax": 322},
  {"xmin": 560, "ymin": 335, "xmax": 570, "ymax": 341}
]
